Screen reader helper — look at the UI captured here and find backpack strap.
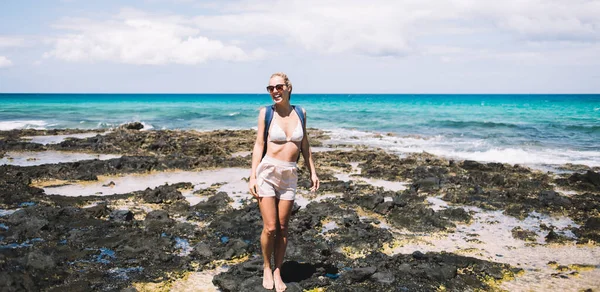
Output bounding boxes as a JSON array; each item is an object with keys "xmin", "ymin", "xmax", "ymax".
[
  {"xmin": 292, "ymin": 105, "xmax": 306, "ymax": 162},
  {"xmin": 293, "ymin": 105, "xmax": 305, "ymax": 130},
  {"xmin": 262, "ymin": 105, "xmax": 275, "ymax": 159}
]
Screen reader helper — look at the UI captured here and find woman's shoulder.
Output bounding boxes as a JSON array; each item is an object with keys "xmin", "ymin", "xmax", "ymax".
[
  {"xmin": 256, "ymin": 106, "xmax": 267, "ymax": 118},
  {"xmin": 293, "ymin": 104, "xmax": 307, "ymax": 114}
]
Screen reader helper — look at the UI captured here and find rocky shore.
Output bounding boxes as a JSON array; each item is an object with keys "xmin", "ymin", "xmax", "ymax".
[{"xmin": 1, "ymin": 127, "xmax": 599, "ymax": 291}]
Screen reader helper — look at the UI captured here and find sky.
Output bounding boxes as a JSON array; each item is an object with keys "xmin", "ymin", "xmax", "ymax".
[{"xmin": 0, "ymin": 0, "xmax": 599, "ymax": 93}]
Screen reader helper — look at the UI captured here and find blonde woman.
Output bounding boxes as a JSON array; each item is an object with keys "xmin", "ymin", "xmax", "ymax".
[{"xmin": 248, "ymin": 72, "xmax": 319, "ymax": 291}]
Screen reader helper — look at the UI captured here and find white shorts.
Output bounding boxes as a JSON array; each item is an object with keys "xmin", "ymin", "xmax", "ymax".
[{"xmin": 256, "ymin": 155, "xmax": 298, "ymax": 201}]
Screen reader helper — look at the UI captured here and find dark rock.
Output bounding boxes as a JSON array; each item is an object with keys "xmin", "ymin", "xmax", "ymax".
[
  {"xmin": 412, "ymin": 251, "xmax": 426, "ymax": 260},
  {"xmin": 423, "ymin": 264, "xmax": 457, "ymax": 281},
  {"xmin": 167, "ymin": 200, "xmax": 191, "ymax": 214},
  {"xmin": 193, "ymin": 243, "xmax": 213, "ymax": 258},
  {"xmin": 84, "ymin": 203, "xmax": 111, "ymax": 218},
  {"xmin": 145, "ymin": 210, "xmax": 171, "ymax": 222},
  {"xmin": 583, "ymin": 171, "xmax": 600, "ymax": 187},
  {"xmin": 75, "ymin": 172, "xmax": 98, "ymax": 181},
  {"xmin": 545, "ymin": 229, "xmax": 572, "ymax": 244},
  {"xmin": 413, "ymin": 177, "xmax": 440, "ymax": 192},
  {"xmin": 47, "ymin": 280, "xmax": 91, "ymax": 292},
  {"xmin": 8, "ymin": 209, "xmax": 49, "ymax": 237},
  {"xmin": 192, "ymin": 191, "xmax": 232, "ymax": 213},
  {"xmin": 363, "ymin": 193, "xmax": 384, "ymax": 210},
  {"xmin": 343, "ymin": 214, "xmax": 360, "ymax": 226},
  {"xmin": 223, "ymin": 239, "xmax": 249, "ymax": 260},
  {"xmin": 397, "ymin": 263, "xmax": 412, "ymax": 273},
  {"xmin": 584, "ymin": 217, "xmax": 600, "ymax": 230},
  {"xmin": 144, "ymin": 210, "xmax": 174, "ymax": 233},
  {"xmin": 0, "ymin": 272, "xmax": 38, "ymax": 292},
  {"xmin": 567, "ymin": 170, "xmax": 600, "ymax": 191},
  {"xmin": 121, "ymin": 122, "xmax": 144, "ymax": 130},
  {"xmin": 511, "ymin": 227, "xmax": 537, "ymax": 242},
  {"xmin": 370, "ymin": 271, "xmax": 395, "ymax": 284},
  {"xmin": 487, "ymin": 266, "xmax": 505, "ymax": 279},
  {"xmin": 392, "ymin": 195, "xmax": 407, "ymax": 207},
  {"xmin": 575, "ymin": 217, "xmax": 600, "ymax": 244},
  {"xmin": 387, "ymin": 200, "xmax": 456, "ymax": 232},
  {"xmin": 491, "ymin": 174, "xmax": 506, "ymax": 186},
  {"xmin": 212, "ymin": 274, "xmax": 238, "ymax": 292},
  {"xmin": 438, "ymin": 208, "xmax": 471, "ymax": 223},
  {"xmin": 539, "ymin": 190, "xmax": 558, "ymax": 201},
  {"xmin": 539, "ymin": 190, "xmax": 572, "ymax": 207},
  {"xmin": 139, "ymin": 184, "xmax": 185, "ymax": 204},
  {"xmin": 461, "ymin": 160, "xmax": 488, "ymax": 171},
  {"xmin": 345, "ymin": 266, "xmax": 377, "ymax": 282},
  {"xmin": 374, "ymin": 201, "xmax": 394, "ymax": 215},
  {"xmin": 26, "ymin": 251, "xmax": 56, "ymax": 270},
  {"xmin": 109, "ymin": 210, "xmax": 134, "ymax": 222}
]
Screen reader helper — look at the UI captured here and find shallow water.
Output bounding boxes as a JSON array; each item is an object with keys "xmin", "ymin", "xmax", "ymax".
[
  {"xmin": 21, "ymin": 132, "xmax": 109, "ymax": 145},
  {"xmin": 174, "ymin": 237, "xmax": 193, "ymax": 257},
  {"xmin": 321, "ymin": 221, "xmax": 339, "ymax": 234},
  {"xmin": 0, "ymin": 151, "xmax": 121, "ymax": 166},
  {"xmin": 41, "ymin": 168, "xmax": 252, "ymax": 205},
  {"xmin": 0, "ymin": 209, "xmax": 18, "ymax": 217}
]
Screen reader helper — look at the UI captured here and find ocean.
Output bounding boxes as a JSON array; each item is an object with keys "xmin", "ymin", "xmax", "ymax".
[{"xmin": 1, "ymin": 94, "xmax": 599, "ymax": 168}]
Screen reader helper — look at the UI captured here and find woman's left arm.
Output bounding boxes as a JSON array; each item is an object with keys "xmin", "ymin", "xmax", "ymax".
[{"xmin": 300, "ymin": 108, "xmax": 319, "ymax": 192}]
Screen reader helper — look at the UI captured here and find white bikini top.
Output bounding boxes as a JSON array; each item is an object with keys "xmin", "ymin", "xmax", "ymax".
[{"xmin": 269, "ymin": 119, "xmax": 304, "ymax": 142}]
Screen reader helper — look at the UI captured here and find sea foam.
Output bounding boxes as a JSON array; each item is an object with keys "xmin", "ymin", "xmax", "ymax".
[
  {"xmin": 0, "ymin": 120, "xmax": 48, "ymax": 130},
  {"xmin": 325, "ymin": 128, "xmax": 600, "ymax": 168}
]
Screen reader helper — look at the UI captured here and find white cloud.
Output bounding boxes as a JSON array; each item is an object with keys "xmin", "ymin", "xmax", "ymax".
[
  {"xmin": 192, "ymin": 0, "xmax": 600, "ymax": 55},
  {"xmin": 0, "ymin": 56, "xmax": 13, "ymax": 68},
  {"xmin": 45, "ymin": 0, "xmax": 600, "ymax": 65},
  {"xmin": 192, "ymin": 1, "xmax": 424, "ymax": 56},
  {"xmin": 45, "ymin": 9, "xmax": 265, "ymax": 65},
  {"xmin": 461, "ymin": 0, "xmax": 600, "ymax": 41}
]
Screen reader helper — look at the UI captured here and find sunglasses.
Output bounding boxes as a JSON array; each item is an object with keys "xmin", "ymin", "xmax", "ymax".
[{"xmin": 266, "ymin": 84, "xmax": 285, "ymax": 93}]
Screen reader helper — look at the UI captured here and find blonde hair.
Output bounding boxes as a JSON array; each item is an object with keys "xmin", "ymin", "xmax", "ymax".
[{"xmin": 270, "ymin": 72, "xmax": 293, "ymax": 100}]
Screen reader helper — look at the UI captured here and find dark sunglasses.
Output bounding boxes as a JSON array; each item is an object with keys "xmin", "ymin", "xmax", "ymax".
[{"xmin": 266, "ymin": 84, "xmax": 285, "ymax": 93}]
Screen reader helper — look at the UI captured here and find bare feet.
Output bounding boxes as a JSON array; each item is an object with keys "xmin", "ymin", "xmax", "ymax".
[
  {"xmin": 273, "ymin": 268, "xmax": 286, "ymax": 292},
  {"xmin": 263, "ymin": 267, "xmax": 274, "ymax": 290}
]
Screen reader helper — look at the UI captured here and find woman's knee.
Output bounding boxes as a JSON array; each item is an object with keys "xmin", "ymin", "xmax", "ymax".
[{"xmin": 263, "ymin": 225, "xmax": 277, "ymax": 237}]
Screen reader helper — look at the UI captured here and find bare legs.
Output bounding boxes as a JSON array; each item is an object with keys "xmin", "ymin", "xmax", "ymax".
[
  {"xmin": 259, "ymin": 197, "xmax": 294, "ymax": 291},
  {"xmin": 274, "ymin": 199, "xmax": 293, "ymax": 292},
  {"xmin": 259, "ymin": 197, "xmax": 277, "ymax": 289}
]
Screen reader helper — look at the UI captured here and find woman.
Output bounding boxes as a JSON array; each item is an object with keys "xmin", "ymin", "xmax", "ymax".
[{"xmin": 248, "ymin": 72, "xmax": 320, "ymax": 291}]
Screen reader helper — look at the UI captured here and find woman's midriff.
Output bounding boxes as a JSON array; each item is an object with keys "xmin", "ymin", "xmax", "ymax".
[{"xmin": 266, "ymin": 141, "xmax": 301, "ymax": 162}]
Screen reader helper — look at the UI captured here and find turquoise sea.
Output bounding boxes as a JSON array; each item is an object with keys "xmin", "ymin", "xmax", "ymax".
[{"xmin": 1, "ymin": 94, "xmax": 599, "ymax": 168}]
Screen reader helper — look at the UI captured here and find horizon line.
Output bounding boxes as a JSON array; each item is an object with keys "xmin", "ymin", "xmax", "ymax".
[{"xmin": 1, "ymin": 92, "xmax": 600, "ymax": 95}]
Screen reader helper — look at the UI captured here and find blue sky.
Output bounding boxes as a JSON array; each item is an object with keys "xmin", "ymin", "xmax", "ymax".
[{"xmin": 0, "ymin": 0, "xmax": 599, "ymax": 93}]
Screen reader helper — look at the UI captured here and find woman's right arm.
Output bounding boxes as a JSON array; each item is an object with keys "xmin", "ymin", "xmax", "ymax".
[{"xmin": 249, "ymin": 107, "xmax": 266, "ymax": 198}]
